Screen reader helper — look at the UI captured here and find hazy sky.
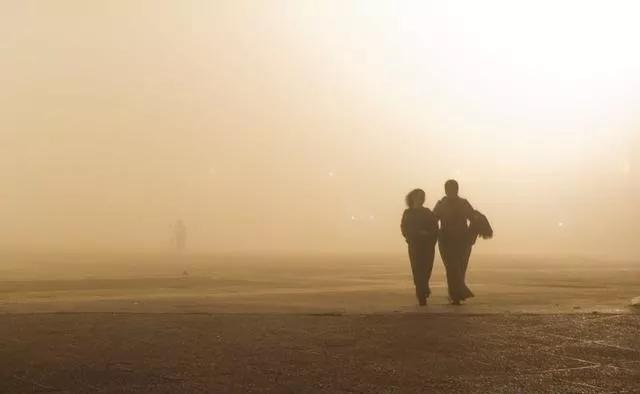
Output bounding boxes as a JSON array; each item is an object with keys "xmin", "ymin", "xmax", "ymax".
[{"xmin": 2, "ymin": 1, "xmax": 639, "ymax": 255}]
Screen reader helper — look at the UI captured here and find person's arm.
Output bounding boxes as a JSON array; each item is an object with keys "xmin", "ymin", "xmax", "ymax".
[
  {"xmin": 464, "ymin": 200, "xmax": 475, "ymax": 221},
  {"xmin": 425, "ymin": 212, "xmax": 439, "ymax": 238},
  {"xmin": 433, "ymin": 201, "xmax": 443, "ymax": 230},
  {"xmin": 401, "ymin": 210, "xmax": 409, "ymax": 241}
]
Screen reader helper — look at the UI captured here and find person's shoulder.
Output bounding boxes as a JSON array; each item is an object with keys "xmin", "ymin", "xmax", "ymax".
[
  {"xmin": 435, "ymin": 197, "xmax": 449, "ymax": 207},
  {"xmin": 422, "ymin": 207, "xmax": 437, "ymax": 220},
  {"xmin": 433, "ymin": 198, "xmax": 445, "ymax": 212},
  {"xmin": 415, "ymin": 206, "xmax": 432, "ymax": 215},
  {"xmin": 459, "ymin": 198, "xmax": 475, "ymax": 214},
  {"xmin": 459, "ymin": 197, "xmax": 472, "ymax": 206}
]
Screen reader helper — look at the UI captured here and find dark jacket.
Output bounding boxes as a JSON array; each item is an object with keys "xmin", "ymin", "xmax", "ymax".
[
  {"xmin": 401, "ymin": 207, "xmax": 438, "ymax": 245},
  {"xmin": 433, "ymin": 196, "xmax": 474, "ymax": 242},
  {"xmin": 469, "ymin": 211, "xmax": 493, "ymax": 245}
]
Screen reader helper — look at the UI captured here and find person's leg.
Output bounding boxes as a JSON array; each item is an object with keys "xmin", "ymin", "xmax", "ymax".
[
  {"xmin": 459, "ymin": 242, "xmax": 474, "ymax": 299},
  {"xmin": 415, "ymin": 246, "xmax": 429, "ymax": 303},
  {"xmin": 409, "ymin": 244, "xmax": 425, "ymax": 304},
  {"xmin": 439, "ymin": 241, "xmax": 461, "ymax": 303},
  {"xmin": 408, "ymin": 244, "xmax": 427, "ymax": 304},
  {"xmin": 461, "ymin": 243, "xmax": 472, "ymax": 280},
  {"xmin": 424, "ymin": 243, "xmax": 436, "ymax": 298}
]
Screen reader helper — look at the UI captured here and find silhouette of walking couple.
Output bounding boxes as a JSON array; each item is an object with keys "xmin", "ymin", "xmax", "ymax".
[{"xmin": 401, "ymin": 180, "xmax": 492, "ymax": 306}]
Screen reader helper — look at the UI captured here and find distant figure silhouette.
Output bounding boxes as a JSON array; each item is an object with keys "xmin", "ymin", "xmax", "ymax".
[
  {"xmin": 173, "ymin": 219, "xmax": 187, "ymax": 253},
  {"xmin": 434, "ymin": 180, "xmax": 478, "ymax": 305},
  {"xmin": 401, "ymin": 189, "xmax": 438, "ymax": 306}
]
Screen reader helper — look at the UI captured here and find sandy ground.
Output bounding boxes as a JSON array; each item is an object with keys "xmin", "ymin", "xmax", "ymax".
[
  {"xmin": 0, "ymin": 252, "xmax": 638, "ymax": 392},
  {"xmin": 0, "ymin": 252, "xmax": 637, "ymax": 314}
]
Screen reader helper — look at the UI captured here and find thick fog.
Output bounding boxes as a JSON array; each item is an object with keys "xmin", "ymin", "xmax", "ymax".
[{"xmin": 2, "ymin": 1, "xmax": 639, "ymax": 256}]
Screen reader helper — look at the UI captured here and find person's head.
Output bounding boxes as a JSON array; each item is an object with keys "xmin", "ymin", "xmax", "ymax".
[
  {"xmin": 405, "ymin": 189, "xmax": 426, "ymax": 208},
  {"xmin": 444, "ymin": 179, "xmax": 459, "ymax": 197}
]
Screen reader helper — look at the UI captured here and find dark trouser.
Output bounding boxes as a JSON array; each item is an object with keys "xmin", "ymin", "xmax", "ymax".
[
  {"xmin": 439, "ymin": 239, "xmax": 474, "ymax": 302},
  {"xmin": 408, "ymin": 242, "xmax": 436, "ymax": 300}
]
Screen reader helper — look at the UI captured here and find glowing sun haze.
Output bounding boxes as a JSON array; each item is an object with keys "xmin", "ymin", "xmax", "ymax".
[{"xmin": 2, "ymin": 0, "xmax": 639, "ymax": 256}]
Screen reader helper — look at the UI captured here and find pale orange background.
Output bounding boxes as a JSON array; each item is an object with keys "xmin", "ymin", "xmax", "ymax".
[{"xmin": 2, "ymin": 1, "xmax": 639, "ymax": 256}]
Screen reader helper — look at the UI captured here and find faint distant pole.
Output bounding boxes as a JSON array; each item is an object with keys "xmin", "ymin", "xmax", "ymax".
[{"xmin": 173, "ymin": 219, "xmax": 187, "ymax": 253}]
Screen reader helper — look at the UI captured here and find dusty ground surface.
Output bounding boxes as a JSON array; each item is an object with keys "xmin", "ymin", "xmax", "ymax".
[
  {"xmin": 0, "ymin": 252, "xmax": 638, "ymax": 392},
  {"xmin": 0, "ymin": 252, "xmax": 637, "ymax": 314},
  {"xmin": 1, "ymin": 313, "xmax": 639, "ymax": 393}
]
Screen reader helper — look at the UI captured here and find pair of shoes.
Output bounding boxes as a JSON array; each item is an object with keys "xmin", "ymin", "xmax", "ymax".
[
  {"xmin": 449, "ymin": 297, "xmax": 462, "ymax": 305},
  {"xmin": 416, "ymin": 289, "xmax": 427, "ymax": 306},
  {"xmin": 461, "ymin": 286, "xmax": 474, "ymax": 300}
]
